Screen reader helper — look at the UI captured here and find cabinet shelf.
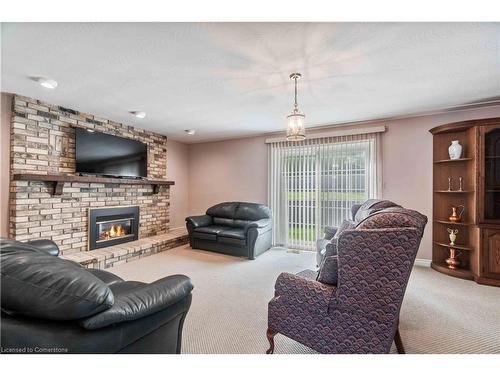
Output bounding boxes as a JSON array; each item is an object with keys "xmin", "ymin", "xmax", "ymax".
[
  {"xmin": 431, "ymin": 263, "xmax": 474, "ymax": 280},
  {"xmin": 433, "ymin": 241, "xmax": 473, "ymax": 251},
  {"xmin": 434, "ymin": 190, "xmax": 474, "ymax": 193},
  {"xmin": 433, "ymin": 158, "xmax": 473, "ymax": 164},
  {"xmin": 434, "ymin": 220, "xmax": 473, "ymax": 226}
]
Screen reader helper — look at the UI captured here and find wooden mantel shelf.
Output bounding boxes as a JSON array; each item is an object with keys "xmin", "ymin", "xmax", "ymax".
[{"xmin": 13, "ymin": 173, "xmax": 174, "ymax": 195}]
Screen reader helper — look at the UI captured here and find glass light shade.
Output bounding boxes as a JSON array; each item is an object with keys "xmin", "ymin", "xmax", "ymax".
[
  {"xmin": 286, "ymin": 111, "xmax": 306, "ymax": 141},
  {"xmin": 37, "ymin": 77, "xmax": 58, "ymax": 89}
]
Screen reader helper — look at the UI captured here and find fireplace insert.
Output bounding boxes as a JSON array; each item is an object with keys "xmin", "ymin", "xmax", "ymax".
[{"xmin": 88, "ymin": 206, "xmax": 139, "ymax": 250}]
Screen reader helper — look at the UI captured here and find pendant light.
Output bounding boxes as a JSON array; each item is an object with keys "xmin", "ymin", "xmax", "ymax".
[{"xmin": 286, "ymin": 72, "xmax": 306, "ymax": 141}]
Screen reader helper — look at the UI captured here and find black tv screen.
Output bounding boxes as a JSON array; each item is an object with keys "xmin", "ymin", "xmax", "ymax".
[{"xmin": 75, "ymin": 128, "xmax": 148, "ymax": 178}]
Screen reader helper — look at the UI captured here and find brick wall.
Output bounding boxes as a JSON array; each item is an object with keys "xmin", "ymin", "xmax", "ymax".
[{"xmin": 9, "ymin": 95, "xmax": 170, "ymax": 255}]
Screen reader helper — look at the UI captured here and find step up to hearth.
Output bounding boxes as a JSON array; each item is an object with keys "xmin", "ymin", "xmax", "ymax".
[{"xmin": 60, "ymin": 228, "xmax": 188, "ymax": 270}]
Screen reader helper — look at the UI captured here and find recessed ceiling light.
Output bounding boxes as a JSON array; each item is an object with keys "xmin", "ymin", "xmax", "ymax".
[
  {"xmin": 86, "ymin": 129, "xmax": 95, "ymax": 133},
  {"xmin": 131, "ymin": 111, "xmax": 146, "ymax": 119},
  {"xmin": 37, "ymin": 77, "xmax": 58, "ymax": 89},
  {"xmin": 185, "ymin": 129, "xmax": 196, "ymax": 135}
]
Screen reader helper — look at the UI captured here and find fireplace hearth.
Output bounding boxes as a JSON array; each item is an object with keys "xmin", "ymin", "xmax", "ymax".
[{"xmin": 88, "ymin": 206, "xmax": 139, "ymax": 250}]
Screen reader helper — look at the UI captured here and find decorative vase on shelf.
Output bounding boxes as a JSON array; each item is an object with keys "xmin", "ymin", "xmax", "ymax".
[
  {"xmin": 449, "ymin": 205, "xmax": 465, "ymax": 222},
  {"xmin": 448, "ymin": 140, "xmax": 463, "ymax": 160},
  {"xmin": 447, "ymin": 228, "xmax": 458, "ymax": 245},
  {"xmin": 445, "ymin": 248, "xmax": 461, "ymax": 269}
]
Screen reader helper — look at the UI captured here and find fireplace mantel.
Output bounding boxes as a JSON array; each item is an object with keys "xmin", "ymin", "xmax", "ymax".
[{"xmin": 13, "ymin": 173, "xmax": 175, "ymax": 195}]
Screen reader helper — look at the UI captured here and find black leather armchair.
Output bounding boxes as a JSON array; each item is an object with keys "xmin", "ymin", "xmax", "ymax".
[
  {"xmin": 186, "ymin": 202, "xmax": 272, "ymax": 259},
  {"xmin": 0, "ymin": 238, "xmax": 193, "ymax": 354}
]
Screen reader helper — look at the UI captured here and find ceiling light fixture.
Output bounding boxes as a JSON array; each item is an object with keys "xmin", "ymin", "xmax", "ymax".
[
  {"xmin": 37, "ymin": 77, "xmax": 58, "ymax": 89},
  {"xmin": 131, "ymin": 111, "xmax": 146, "ymax": 119},
  {"xmin": 286, "ymin": 73, "xmax": 306, "ymax": 141},
  {"xmin": 185, "ymin": 129, "xmax": 196, "ymax": 135}
]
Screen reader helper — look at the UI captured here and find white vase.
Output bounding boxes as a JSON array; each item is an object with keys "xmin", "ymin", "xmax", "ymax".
[{"xmin": 448, "ymin": 140, "xmax": 463, "ymax": 160}]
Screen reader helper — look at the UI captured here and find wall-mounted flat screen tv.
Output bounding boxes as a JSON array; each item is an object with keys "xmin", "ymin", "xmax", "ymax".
[{"xmin": 75, "ymin": 128, "xmax": 148, "ymax": 178}]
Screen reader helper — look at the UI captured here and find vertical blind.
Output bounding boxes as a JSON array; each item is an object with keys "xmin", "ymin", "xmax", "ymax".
[{"xmin": 268, "ymin": 131, "xmax": 382, "ymax": 250}]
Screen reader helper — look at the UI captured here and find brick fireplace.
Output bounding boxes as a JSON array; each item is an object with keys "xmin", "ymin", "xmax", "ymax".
[{"xmin": 9, "ymin": 95, "xmax": 188, "ymax": 266}]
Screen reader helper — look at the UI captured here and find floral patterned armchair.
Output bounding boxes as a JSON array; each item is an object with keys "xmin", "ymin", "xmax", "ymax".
[{"xmin": 266, "ymin": 205, "xmax": 427, "ymax": 354}]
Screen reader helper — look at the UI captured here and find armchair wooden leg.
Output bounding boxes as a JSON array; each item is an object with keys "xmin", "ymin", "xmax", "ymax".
[
  {"xmin": 266, "ymin": 327, "xmax": 277, "ymax": 354},
  {"xmin": 394, "ymin": 327, "xmax": 405, "ymax": 354}
]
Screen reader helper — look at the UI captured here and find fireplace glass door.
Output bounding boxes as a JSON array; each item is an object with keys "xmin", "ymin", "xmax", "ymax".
[
  {"xmin": 88, "ymin": 206, "xmax": 139, "ymax": 250},
  {"xmin": 97, "ymin": 218, "xmax": 135, "ymax": 243}
]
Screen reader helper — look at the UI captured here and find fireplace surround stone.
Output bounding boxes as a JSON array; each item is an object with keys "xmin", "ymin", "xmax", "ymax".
[{"xmin": 61, "ymin": 228, "xmax": 189, "ymax": 270}]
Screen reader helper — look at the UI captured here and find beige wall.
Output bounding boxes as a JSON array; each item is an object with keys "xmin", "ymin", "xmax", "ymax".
[
  {"xmin": 1, "ymin": 93, "xmax": 12, "ymax": 238},
  {"xmin": 167, "ymin": 139, "xmax": 190, "ymax": 228},
  {"xmin": 187, "ymin": 105, "xmax": 500, "ymax": 260},
  {"xmin": 188, "ymin": 135, "xmax": 269, "ymax": 215}
]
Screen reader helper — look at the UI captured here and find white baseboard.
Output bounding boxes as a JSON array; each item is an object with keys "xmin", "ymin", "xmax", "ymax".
[{"xmin": 414, "ymin": 258, "xmax": 432, "ymax": 267}]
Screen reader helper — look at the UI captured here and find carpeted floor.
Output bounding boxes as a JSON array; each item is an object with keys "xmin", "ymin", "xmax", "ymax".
[{"xmin": 112, "ymin": 245, "xmax": 500, "ymax": 354}]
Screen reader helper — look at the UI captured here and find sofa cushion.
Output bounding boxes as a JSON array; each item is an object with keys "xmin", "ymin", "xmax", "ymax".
[
  {"xmin": 213, "ymin": 217, "xmax": 234, "ymax": 227},
  {"xmin": 25, "ymin": 239, "xmax": 60, "ymax": 256},
  {"xmin": 234, "ymin": 202, "xmax": 271, "ymax": 221},
  {"xmin": 353, "ymin": 199, "xmax": 399, "ymax": 222},
  {"xmin": 219, "ymin": 227, "xmax": 246, "ymax": 240},
  {"xmin": 0, "ymin": 239, "xmax": 114, "ymax": 321},
  {"xmin": 87, "ymin": 269, "xmax": 124, "ymax": 286},
  {"xmin": 324, "ymin": 220, "xmax": 356, "ymax": 257},
  {"xmin": 317, "ymin": 220, "xmax": 356, "ymax": 277},
  {"xmin": 323, "ymin": 226, "xmax": 338, "ymax": 240},
  {"xmin": 233, "ymin": 219, "xmax": 252, "ymax": 228},
  {"xmin": 193, "ymin": 232, "xmax": 216, "ymax": 241},
  {"xmin": 336, "ymin": 219, "xmax": 356, "ymax": 236},
  {"xmin": 193, "ymin": 225, "xmax": 231, "ymax": 241},
  {"xmin": 316, "ymin": 238, "xmax": 330, "ymax": 253},
  {"xmin": 194, "ymin": 225, "xmax": 229, "ymax": 235},
  {"xmin": 317, "ymin": 256, "xmax": 339, "ymax": 285},
  {"xmin": 206, "ymin": 202, "xmax": 239, "ymax": 219},
  {"xmin": 218, "ymin": 237, "xmax": 246, "ymax": 246},
  {"xmin": 109, "ymin": 281, "xmax": 147, "ymax": 295},
  {"xmin": 79, "ymin": 275, "xmax": 193, "ymax": 330}
]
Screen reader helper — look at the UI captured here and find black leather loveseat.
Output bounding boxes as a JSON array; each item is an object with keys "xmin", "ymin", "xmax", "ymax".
[
  {"xmin": 186, "ymin": 202, "xmax": 272, "ymax": 259},
  {"xmin": 0, "ymin": 238, "xmax": 193, "ymax": 354}
]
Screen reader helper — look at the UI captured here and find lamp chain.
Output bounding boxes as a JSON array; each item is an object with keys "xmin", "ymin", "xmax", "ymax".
[{"xmin": 294, "ymin": 76, "xmax": 298, "ymax": 109}]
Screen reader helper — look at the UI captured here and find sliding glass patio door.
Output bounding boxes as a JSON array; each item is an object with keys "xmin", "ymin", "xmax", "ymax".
[{"xmin": 268, "ymin": 132, "xmax": 381, "ymax": 250}]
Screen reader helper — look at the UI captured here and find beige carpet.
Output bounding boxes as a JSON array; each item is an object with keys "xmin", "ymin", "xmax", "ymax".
[{"xmin": 112, "ymin": 245, "xmax": 500, "ymax": 354}]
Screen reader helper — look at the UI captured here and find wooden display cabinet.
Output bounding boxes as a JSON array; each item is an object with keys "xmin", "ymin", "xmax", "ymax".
[{"xmin": 430, "ymin": 118, "xmax": 500, "ymax": 286}]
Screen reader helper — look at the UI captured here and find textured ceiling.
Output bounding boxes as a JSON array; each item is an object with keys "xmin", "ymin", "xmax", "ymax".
[{"xmin": 1, "ymin": 23, "xmax": 499, "ymax": 142}]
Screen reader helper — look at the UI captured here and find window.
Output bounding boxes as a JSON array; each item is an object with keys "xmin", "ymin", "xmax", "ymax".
[{"xmin": 268, "ymin": 131, "xmax": 382, "ymax": 250}]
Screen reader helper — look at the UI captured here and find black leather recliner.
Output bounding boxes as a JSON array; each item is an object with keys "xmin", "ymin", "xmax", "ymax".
[
  {"xmin": 0, "ymin": 238, "xmax": 193, "ymax": 354},
  {"xmin": 186, "ymin": 202, "xmax": 272, "ymax": 259}
]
